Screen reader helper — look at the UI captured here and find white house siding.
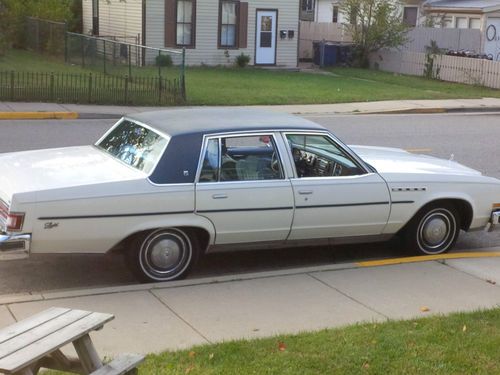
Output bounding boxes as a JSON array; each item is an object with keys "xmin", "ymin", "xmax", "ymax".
[
  {"xmin": 81, "ymin": 0, "xmax": 143, "ymax": 41},
  {"xmin": 145, "ymin": 0, "xmax": 300, "ymax": 67},
  {"xmin": 315, "ymin": 0, "xmax": 348, "ymax": 24},
  {"xmin": 82, "ymin": 0, "xmax": 92, "ymax": 35}
]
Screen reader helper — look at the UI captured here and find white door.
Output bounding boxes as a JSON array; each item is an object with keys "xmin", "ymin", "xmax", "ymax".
[
  {"xmin": 255, "ymin": 10, "xmax": 277, "ymax": 65},
  {"xmin": 284, "ymin": 133, "xmax": 391, "ymax": 240},
  {"xmin": 196, "ymin": 134, "xmax": 294, "ymax": 244},
  {"xmin": 485, "ymin": 18, "xmax": 500, "ymax": 61}
]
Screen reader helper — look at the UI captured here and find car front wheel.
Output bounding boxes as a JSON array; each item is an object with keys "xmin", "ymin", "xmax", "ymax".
[
  {"xmin": 405, "ymin": 204, "xmax": 460, "ymax": 255},
  {"xmin": 126, "ymin": 228, "xmax": 199, "ymax": 283}
]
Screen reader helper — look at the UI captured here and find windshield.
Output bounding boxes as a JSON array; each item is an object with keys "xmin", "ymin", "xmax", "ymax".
[{"xmin": 96, "ymin": 119, "xmax": 169, "ymax": 174}]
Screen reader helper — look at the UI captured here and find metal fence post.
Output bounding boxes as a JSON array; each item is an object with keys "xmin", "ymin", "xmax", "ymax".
[
  {"xmin": 103, "ymin": 41, "xmax": 107, "ymax": 74},
  {"xmin": 88, "ymin": 73, "xmax": 92, "ymax": 103},
  {"xmin": 128, "ymin": 45, "xmax": 132, "ymax": 79},
  {"xmin": 181, "ymin": 48, "xmax": 186, "ymax": 101},
  {"xmin": 64, "ymin": 28, "xmax": 68, "ymax": 63},
  {"xmin": 158, "ymin": 50, "xmax": 161, "ymax": 78},
  {"xmin": 10, "ymin": 71, "xmax": 14, "ymax": 101},
  {"xmin": 82, "ymin": 37, "xmax": 86, "ymax": 68},
  {"xmin": 50, "ymin": 72, "xmax": 55, "ymax": 101},
  {"xmin": 124, "ymin": 75, "xmax": 129, "ymax": 104}
]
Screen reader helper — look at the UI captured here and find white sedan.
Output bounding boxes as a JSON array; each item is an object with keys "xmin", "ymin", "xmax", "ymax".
[{"xmin": 1, "ymin": 109, "xmax": 499, "ymax": 282}]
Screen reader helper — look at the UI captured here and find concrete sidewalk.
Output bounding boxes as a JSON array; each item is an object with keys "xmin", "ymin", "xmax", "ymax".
[
  {"xmin": 0, "ymin": 252, "xmax": 499, "ymax": 357},
  {"xmin": 1, "ymin": 98, "xmax": 500, "ymax": 119}
]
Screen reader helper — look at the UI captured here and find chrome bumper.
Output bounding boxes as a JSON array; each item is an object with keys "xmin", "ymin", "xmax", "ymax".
[
  {"xmin": 487, "ymin": 211, "xmax": 500, "ymax": 232},
  {"xmin": 0, "ymin": 233, "xmax": 30, "ymax": 260}
]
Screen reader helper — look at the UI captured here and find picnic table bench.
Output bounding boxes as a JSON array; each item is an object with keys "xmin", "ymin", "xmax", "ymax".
[{"xmin": 0, "ymin": 307, "xmax": 144, "ymax": 375}]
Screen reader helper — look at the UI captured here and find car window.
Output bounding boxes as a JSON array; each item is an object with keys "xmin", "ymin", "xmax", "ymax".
[
  {"xmin": 286, "ymin": 134, "xmax": 365, "ymax": 178},
  {"xmin": 97, "ymin": 120, "xmax": 168, "ymax": 174},
  {"xmin": 199, "ymin": 138, "xmax": 220, "ymax": 182},
  {"xmin": 199, "ymin": 135, "xmax": 284, "ymax": 182}
]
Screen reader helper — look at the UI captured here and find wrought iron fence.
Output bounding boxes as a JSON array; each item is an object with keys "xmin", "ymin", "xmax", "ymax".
[
  {"xmin": 0, "ymin": 71, "xmax": 184, "ymax": 106},
  {"xmin": 25, "ymin": 17, "xmax": 67, "ymax": 58}
]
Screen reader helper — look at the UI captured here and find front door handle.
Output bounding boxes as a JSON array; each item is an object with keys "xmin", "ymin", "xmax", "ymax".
[
  {"xmin": 212, "ymin": 194, "xmax": 228, "ymax": 199},
  {"xmin": 298, "ymin": 190, "xmax": 313, "ymax": 195}
]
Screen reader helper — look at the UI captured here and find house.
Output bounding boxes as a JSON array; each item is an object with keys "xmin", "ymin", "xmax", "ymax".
[{"xmin": 82, "ymin": 0, "xmax": 300, "ymax": 67}]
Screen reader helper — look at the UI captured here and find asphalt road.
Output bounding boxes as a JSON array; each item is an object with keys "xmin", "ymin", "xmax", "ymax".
[{"xmin": 0, "ymin": 113, "xmax": 499, "ymax": 294}]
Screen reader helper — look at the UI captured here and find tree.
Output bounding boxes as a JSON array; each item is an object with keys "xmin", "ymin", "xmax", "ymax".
[{"xmin": 341, "ymin": 0, "xmax": 410, "ymax": 67}]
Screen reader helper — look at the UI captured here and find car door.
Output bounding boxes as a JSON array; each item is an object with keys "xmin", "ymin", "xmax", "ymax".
[
  {"xmin": 195, "ymin": 133, "xmax": 294, "ymax": 244},
  {"xmin": 284, "ymin": 132, "xmax": 391, "ymax": 240}
]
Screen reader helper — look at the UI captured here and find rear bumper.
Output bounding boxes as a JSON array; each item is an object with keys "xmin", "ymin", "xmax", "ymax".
[
  {"xmin": 0, "ymin": 233, "xmax": 30, "ymax": 260},
  {"xmin": 487, "ymin": 211, "xmax": 500, "ymax": 232}
]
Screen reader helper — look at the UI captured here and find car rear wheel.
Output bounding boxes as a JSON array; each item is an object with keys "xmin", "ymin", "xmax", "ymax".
[
  {"xmin": 405, "ymin": 203, "xmax": 460, "ymax": 255},
  {"xmin": 125, "ymin": 228, "xmax": 199, "ymax": 283}
]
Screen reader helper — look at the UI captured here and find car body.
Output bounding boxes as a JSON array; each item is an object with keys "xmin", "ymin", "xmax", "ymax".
[{"xmin": 1, "ymin": 108, "xmax": 500, "ymax": 282}]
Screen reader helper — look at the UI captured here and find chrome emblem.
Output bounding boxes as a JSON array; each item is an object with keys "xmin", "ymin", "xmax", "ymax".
[{"xmin": 44, "ymin": 222, "xmax": 59, "ymax": 229}]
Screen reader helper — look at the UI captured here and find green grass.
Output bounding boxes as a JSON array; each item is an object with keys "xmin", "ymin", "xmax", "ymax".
[
  {"xmin": 45, "ymin": 308, "xmax": 500, "ymax": 374},
  {"xmin": 1, "ymin": 49, "xmax": 500, "ymax": 106}
]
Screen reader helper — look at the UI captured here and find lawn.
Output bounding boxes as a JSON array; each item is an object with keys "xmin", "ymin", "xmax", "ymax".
[
  {"xmin": 46, "ymin": 308, "xmax": 500, "ymax": 374},
  {"xmin": 1, "ymin": 49, "xmax": 500, "ymax": 106}
]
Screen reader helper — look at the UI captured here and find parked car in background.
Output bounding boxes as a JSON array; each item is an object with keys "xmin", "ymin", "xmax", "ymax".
[{"xmin": 1, "ymin": 109, "xmax": 500, "ymax": 282}]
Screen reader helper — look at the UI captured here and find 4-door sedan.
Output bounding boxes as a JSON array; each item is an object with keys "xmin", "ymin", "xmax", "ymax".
[{"xmin": 1, "ymin": 109, "xmax": 500, "ymax": 282}]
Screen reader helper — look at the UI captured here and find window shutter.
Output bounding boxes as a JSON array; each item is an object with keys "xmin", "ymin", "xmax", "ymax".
[
  {"xmin": 238, "ymin": 2, "xmax": 248, "ymax": 49},
  {"xmin": 165, "ymin": 0, "xmax": 176, "ymax": 47}
]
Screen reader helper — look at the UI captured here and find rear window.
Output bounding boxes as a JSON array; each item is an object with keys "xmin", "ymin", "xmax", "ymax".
[{"xmin": 96, "ymin": 119, "xmax": 169, "ymax": 174}]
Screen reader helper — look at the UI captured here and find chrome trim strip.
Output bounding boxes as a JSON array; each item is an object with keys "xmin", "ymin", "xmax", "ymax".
[
  {"xmin": 38, "ymin": 210, "xmax": 194, "ymax": 220},
  {"xmin": 296, "ymin": 201, "xmax": 389, "ymax": 209},
  {"xmin": 197, "ymin": 206, "xmax": 294, "ymax": 214}
]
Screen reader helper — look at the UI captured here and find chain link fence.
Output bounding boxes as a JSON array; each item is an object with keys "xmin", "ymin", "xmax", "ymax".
[
  {"xmin": 25, "ymin": 17, "xmax": 67, "ymax": 58},
  {"xmin": 65, "ymin": 32, "xmax": 184, "ymax": 81}
]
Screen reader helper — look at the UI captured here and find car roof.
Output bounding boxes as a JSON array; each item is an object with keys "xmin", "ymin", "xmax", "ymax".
[{"xmin": 126, "ymin": 108, "xmax": 326, "ymax": 137}]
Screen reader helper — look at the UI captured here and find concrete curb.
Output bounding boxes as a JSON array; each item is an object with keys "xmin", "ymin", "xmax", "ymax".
[
  {"xmin": 2, "ymin": 106, "xmax": 500, "ymax": 120},
  {"xmin": 1, "ymin": 248, "xmax": 499, "ymax": 306},
  {"xmin": 357, "ymin": 106, "xmax": 500, "ymax": 115},
  {"xmin": 0, "ymin": 112, "xmax": 79, "ymax": 120}
]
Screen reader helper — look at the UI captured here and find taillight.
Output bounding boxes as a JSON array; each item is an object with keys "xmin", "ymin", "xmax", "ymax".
[{"xmin": 6, "ymin": 213, "xmax": 25, "ymax": 232}]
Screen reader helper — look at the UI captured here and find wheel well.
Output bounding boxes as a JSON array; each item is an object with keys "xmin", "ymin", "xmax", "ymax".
[
  {"xmin": 108, "ymin": 226, "xmax": 211, "ymax": 254},
  {"xmin": 403, "ymin": 198, "xmax": 473, "ymax": 232}
]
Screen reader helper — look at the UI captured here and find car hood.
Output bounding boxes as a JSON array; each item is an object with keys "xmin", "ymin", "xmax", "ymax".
[
  {"xmin": 350, "ymin": 145, "xmax": 482, "ymax": 177},
  {"xmin": 0, "ymin": 145, "xmax": 146, "ymax": 200}
]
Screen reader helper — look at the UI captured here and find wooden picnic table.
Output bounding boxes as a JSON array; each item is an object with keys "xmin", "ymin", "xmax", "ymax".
[{"xmin": 0, "ymin": 307, "xmax": 143, "ymax": 375}]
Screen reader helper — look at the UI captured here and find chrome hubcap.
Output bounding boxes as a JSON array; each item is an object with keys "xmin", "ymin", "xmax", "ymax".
[
  {"xmin": 150, "ymin": 238, "xmax": 182, "ymax": 269},
  {"xmin": 417, "ymin": 208, "xmax": 456, "ymax": 254},
  {"xmin": 422, "ymin": 217, "xmax": 448, "ymax": 246},
  {"xmin": 139, "ymin": 229, "xmax": 192, "ymax": 280}
]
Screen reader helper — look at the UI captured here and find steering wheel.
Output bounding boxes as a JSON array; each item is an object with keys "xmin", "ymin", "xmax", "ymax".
[
  {"xmin": 271, "ymin": 152, "xmax": 280, "ymax": 173},
  {"xmin": 333, "ymin": 163, "xmax": 343, "ymax": 176}
]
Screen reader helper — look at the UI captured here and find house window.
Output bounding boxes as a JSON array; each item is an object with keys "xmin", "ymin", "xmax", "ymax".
[
  {"xmin": 403, "ymin": 7, "xmax": 417, "ymax": 27},
  {"xmin": 219, "ymin": 1, "xmax": 238, "ymax": 48},
  {"xmin": 176, "ymin": 0, "xmax": 195, "ymax": 46},
  {"xmin": 455, "ymin": 17, "xmax": 467, "ymax": 29},
  {"xmin": 302, "ymin": 0, "xmax": 314, "ymax": 12},
  {"xmin": 469, "ymin": 18, "xmax": 481, "ymax": 29},
  {"xmin": 332, "ymin": 6, "xmax": 339, "ymax": 23}
]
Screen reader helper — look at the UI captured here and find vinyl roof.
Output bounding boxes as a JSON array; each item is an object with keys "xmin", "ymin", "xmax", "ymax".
[{"xmin": 126, "ymin": 108, "xmax": 325, "ymax": 137}]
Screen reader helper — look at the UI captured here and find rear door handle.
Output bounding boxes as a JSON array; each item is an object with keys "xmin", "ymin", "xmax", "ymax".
[
  {"xmin": 212, "ymin": 194, "xmax": 228, "ymax": 199},
  {"xmin": 298, "ymin": 190, "xmax": 313, "ymax": 195}
]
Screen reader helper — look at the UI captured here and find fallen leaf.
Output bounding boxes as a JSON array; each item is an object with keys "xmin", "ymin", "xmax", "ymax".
[
  {"xmin": 486, "ymin": 279, "xmax": 497, "ymax": 285},
  {"xmin": 363, "ymin": 362, "xmax": 370, "ymax": 369},
  {"xmin": 420, "ymin": 306, "xmax": 430, "ymax": 312},
  {"xmin": 185, "ymin": 365, "xmax": 195, "ymax": 374},
  {"xmin": 209, "ymin": 353, "xmax": 214, "ymax": 360},
  {"xmin": 188, "ymin": 351, "xmax": 196, "ymax": 358},
  {"xmin": 278, "ymin": 342, "xmax": 286, "ymax": 352},
  {"xmin": 463, "ymin": 325, "xmax": 467, "ymax": 332}
]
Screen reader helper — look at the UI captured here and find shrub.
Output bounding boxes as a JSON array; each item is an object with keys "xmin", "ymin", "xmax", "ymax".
[
  {"xmin": 156, "ymin": 54, "xmax": 173, "ymax": 67},
  {"xmin": 235, "ymin": 53, "xmax": 250, "ymax": 68}
]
